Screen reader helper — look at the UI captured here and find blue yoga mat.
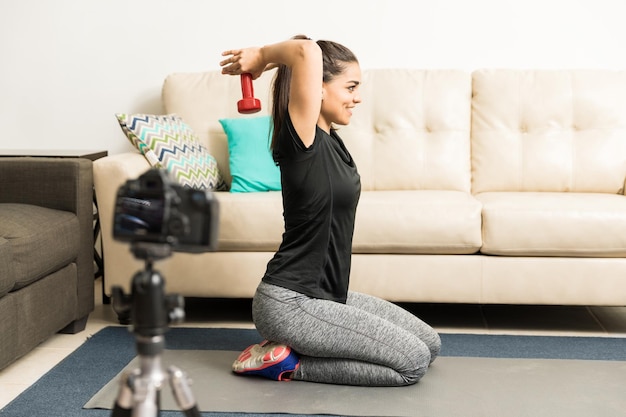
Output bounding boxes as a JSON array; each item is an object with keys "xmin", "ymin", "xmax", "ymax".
[{"xmin": 2, "ymin": 327, "xmax": 625, "ymax": 417}]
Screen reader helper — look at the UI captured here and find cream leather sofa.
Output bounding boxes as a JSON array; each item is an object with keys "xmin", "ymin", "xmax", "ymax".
[{"xmin": 94, "ymin": 69, "xmax": 626, "ymax": 318}]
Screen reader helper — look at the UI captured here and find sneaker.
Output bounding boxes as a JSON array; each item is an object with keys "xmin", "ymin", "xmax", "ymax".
[{"xmin": 232, "ymin": 340, "xmax": 300, "ymax": 381}]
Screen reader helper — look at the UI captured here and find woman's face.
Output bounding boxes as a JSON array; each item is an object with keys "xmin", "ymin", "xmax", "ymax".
[{"xmin": 319, "ymin": 62, "xmax": 362, "ymax": 131}]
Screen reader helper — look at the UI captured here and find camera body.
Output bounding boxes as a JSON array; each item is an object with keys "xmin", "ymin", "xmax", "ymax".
[{"xmin": 113, "ymin": 168, "xmax": 219, "ymax": 253}]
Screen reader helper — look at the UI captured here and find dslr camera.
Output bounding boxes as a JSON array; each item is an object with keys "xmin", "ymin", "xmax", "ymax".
[{"xmin": 113, "ymin": 168, "xmax": 219, "ymax": 253}]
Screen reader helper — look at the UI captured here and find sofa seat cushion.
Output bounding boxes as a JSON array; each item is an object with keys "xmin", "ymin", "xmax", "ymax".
[
  {"xmin": 215, "ymin": 190, "xmax": 483, "ymax": 255},
  {"xmin": 215, "ymin": 191, "xmax": 284, "ymax": 251},
  {"xmin": 0, "ymin": 203, "xmax": 79, "ymax": 291},
  {"xmin": 353, "ymin": 190, "xmax": 482, "ymax": 254},
  {"xmin": 478, "ymin": 192, "xmax": 626, "ymax": 256}
]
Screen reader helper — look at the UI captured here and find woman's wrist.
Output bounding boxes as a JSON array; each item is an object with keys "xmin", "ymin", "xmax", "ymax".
[{"xmin": 259, "ymin": 45, "xmax": 270, "ymax": 69}]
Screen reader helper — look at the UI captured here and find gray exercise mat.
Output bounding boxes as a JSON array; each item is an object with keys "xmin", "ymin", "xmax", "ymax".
[{"xmin": 85, "ymin": 350, "xmax": 626, "ymax": 417}]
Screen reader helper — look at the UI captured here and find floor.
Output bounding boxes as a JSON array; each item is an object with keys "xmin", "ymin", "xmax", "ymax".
[{"xmin": 1, "ymin": 278, "xmax": 626, "ymax": 409}]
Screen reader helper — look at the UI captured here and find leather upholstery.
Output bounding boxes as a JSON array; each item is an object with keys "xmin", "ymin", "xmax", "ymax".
[{"xmin": 94, "ymin": 69, "xmax": 626, "ymax": 307}]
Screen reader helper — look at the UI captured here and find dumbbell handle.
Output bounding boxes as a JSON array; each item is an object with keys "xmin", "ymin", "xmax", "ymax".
[
  {"xmin": 240, "ymin": 74, "xmax": 255, "ymax": 99},
  {"xmin": 238, "ymin": 73, "xmax": 261, "ymax": 114}
]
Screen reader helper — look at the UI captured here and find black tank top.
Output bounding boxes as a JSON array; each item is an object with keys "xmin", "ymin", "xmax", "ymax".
[{"xmin": 262, "ymin": 113, "xmax": 361, "ymax": 303}]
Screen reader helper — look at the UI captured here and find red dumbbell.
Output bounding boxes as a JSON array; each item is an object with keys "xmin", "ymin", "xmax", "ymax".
[{"xmin": 237, "ymin": 73, "xmax": 261, "ymax": 114}]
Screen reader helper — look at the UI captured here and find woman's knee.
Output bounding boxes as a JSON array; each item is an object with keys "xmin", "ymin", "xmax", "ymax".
[
  {"xmin": 395, "ymin": 337, "xmax": 433, "ymax": 385},
  {"xmin": 398, "ymin": 352, "xmax": 431, "ymax": 386},
  {"xmin": 428, "ymin": 331, "xmax": 442, "ymax": 363}
]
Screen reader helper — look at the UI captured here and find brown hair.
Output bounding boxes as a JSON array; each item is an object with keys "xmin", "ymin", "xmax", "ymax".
[{"xmin": 270, "ymin": 35, "xmax": 358, "ymax": 151}]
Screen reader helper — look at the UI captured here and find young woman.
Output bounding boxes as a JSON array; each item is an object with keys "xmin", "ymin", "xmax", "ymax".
[{"xmin": 220, "ymin": 35, "xmax": 441, "ymax": 386}]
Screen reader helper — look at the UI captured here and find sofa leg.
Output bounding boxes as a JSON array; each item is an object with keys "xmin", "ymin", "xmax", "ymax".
[{"xmin": 59, "ymin": 315, "xmax": 89, "ymax": 334}]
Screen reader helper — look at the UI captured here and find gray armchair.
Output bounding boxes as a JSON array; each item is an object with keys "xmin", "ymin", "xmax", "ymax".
[{"xmin": 0, "ymin": 157, "xmax": 95, "ymax": 370}]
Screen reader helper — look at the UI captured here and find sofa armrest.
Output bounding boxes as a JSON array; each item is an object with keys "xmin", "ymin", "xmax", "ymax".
[
  {"xmin": 0, "ymin": 157, "xmax": 95, "ymax": 318},
  {"xmin": 93, "ymin": 152, "xmax": 151, "ymax": 278},
  {"xmin": 92, "ymin": 152, "xmax": 150, "ymax": 217},
  {"xmin": 0, "ymin": 157, "xmax": 92, "ymax": 212}
]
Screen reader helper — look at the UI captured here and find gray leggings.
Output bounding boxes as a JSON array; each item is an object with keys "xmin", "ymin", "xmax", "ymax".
[{"xmin": 252, "ymin": 281, "xmax": 441, "ymax": 386}]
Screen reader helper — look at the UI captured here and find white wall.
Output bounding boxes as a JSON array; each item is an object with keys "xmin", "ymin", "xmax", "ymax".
[{"xmin": 1, "ymin": 0, "xmax": 624, "ymax": 155}]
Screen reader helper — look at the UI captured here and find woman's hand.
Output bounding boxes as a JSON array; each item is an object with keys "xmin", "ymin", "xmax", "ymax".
[{"xmin": 220, "ymin": 47, "xmax": 268, "ymax": 79}]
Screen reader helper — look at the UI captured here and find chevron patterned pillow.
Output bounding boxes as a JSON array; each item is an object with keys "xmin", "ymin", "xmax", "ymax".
[{"xmin": 116, "ymin": 113, "xmax": 226, "ymax": 190}]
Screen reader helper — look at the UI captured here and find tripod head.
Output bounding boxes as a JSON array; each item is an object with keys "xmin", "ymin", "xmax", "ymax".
[
  {"xmin": 112, "ymin": 242, "xmax": 184, "ymax": 336},
  {"xmin": 110, "ymin": 242, "xmax": 200, "ymax": 417},
  {"xmin": 130, "ymin": 242, "xmax": 173, "ymax": 262}
]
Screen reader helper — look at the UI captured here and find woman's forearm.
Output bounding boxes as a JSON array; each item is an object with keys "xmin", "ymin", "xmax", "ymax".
[
  {"xmin": 220, "ymin": 38, "xmax": 321, "ymax": 80},
  {"xmin": 260, "ymin": 39, "xmax": 321, "ymax": 70}
]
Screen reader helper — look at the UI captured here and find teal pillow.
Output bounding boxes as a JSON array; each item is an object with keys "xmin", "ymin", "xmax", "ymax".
[{"xmin": 219, "ymin": 116, "xmax": 281, "ymax": 193}]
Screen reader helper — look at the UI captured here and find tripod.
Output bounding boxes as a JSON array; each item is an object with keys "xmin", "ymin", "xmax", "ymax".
[{"xmin": 110, "ymin": 243, "xmax": 200, "ymax": 417}]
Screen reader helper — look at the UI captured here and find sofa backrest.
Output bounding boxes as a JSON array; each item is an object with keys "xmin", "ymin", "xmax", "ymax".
[
  {"xmin": 162, "ymin": 71, "xmax": 274, "ymax": 186},
  {"xmin": 339, "ymin": 69, "xmax": 472, "ymax": 192},
  {"xmin": 471, "ymin": 69, "xmax": 626, "ymax": 194},
  {"xmin": 162, "ymin": 69, "xmax": 473, "ymax": 192}
]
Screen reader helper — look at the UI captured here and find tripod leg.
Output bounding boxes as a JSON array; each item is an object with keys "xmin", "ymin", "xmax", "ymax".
[
  {"xmin": 168, "ymin": 366, "xmax": 201, "ymax": 417},
  {"xmin": 111, "ymin": 371, "xmax": 133, "ymax": 417},
  {"xmin": 111, "ymin": 367, "xmax": 162, "ymax": 417},
  {"xmin": 131, "ymin": 372, "xmax": 161, "ymax": 417}
]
